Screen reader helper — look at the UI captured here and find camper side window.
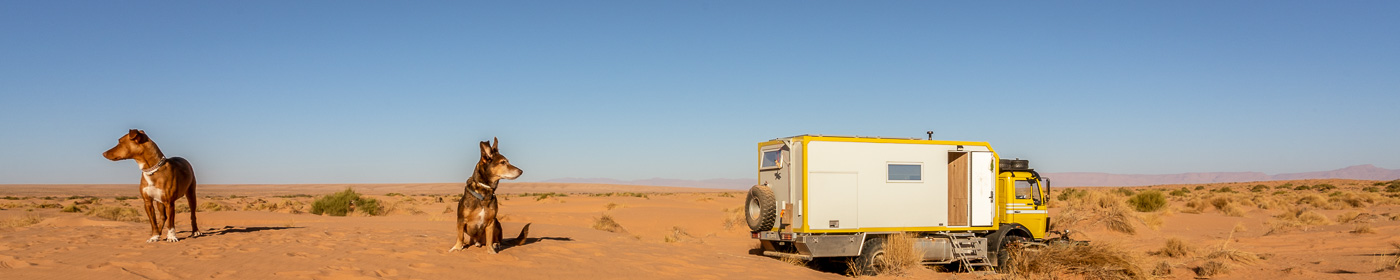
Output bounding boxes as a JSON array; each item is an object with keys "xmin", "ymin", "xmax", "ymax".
[
  {"xmin": 1014, "ymin": 180, "xmax": 1032, "ymax": 199},
  {"xmin": 760, "ymin": 149, "xmax": 781, "ymax": 169},
  {"xmin": 887, "ymin": 164, "xmax": 921, "ymax": 181}
]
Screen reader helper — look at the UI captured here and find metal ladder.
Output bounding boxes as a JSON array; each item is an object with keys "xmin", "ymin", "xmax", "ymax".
[{"xmin": 946, "ymin": 233, "xmax": 992, "ymax": 271}]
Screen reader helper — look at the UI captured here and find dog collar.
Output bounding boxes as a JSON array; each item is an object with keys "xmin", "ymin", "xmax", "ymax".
[
  {"xmin": 466, "ymin": 182, "xmax": 491, "ymax": 200},
  {"xmin": 142, "ymin": 158, "xmax": 167, "ymax": 176}
]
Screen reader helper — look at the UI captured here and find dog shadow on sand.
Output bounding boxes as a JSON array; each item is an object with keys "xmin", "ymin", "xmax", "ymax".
[
  {"xmin": 494, "ymin": 224, "xmax": 574, "ymax": 252},
  {"xmin": 198, "ymin": 225, "xmax": 300, "ymax": 237}
]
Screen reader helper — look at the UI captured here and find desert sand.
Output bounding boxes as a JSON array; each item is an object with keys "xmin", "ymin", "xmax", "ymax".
[{"xmin": 1, "ymin": 179, "xmax": 1398, "ymax": 279}]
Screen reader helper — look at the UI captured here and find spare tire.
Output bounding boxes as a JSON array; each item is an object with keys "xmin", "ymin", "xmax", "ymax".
[{"xmin": 745, "ymin": 184, "xmax": 778, "ymax": 232}]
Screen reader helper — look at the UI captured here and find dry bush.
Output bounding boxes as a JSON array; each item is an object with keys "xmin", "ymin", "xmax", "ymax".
[
  {"xmin": 592, "ymin": 214, "xmax": 626, "ymax": 233},
  {"xmin": 1140, "ymin": 213, "xmax": 1163, "ymax": 230},
  {"xmin": 86, "ymin": 206, "xmax": 144, "ymax": 222},
  {"xmin": 1127, "ymin": 191, "xmax": 1167, "ymax": 212},
  {"xmin": 199, "ymin": 202, "xmax": 225, "ymax": 212},
  {"xmin": 1220, "ymin": 203, "xmax": 1245, "ymax": 217},
  {"xmin": 663, "ymin": 226, "xmax": 699, "ymax": 243},
  {"xmin": 1350, "ymin": 224, "xmax": 1376, "ymax": 234},
  {"xmin": 779, "ymin": 254, "xmax": 808, "ymax": 267},
  {"xmin": 1208, "ymin": 249, "xmax": 1260, "ymax": 264},
  {"xmin": 1004, "ymin": 242, "xmax": 1145, "ymax": 280},
  {"xmin": 1102, "ymin": 206, "xmax": 1137, "ymax": 234},
  {"xmin": 875, "ymin": 233, "xmax": 924, "ymax": 275},
  {"xmin": 1151, "ymin": 238, "xmax": 1193, "ymax": 258},
  {"xmin": 1, "ymin": 213, "xmax": 44, "ymax": 229},
  {"xmin": 1298, "ymin": 210, "xmax": 1331, "ymax": 225},
  {"xmin": 721, "ymin": 207, "xmax": 745, "ymax": 230},
  {"xmin": 604, "ymin": 202, "xmax": 622, "ymax": 210},
  {"xmin": 1336, "ymin": 211, "xmax": 1370, "ymax": 224},
  {"xmin": 1182, "ymin": 198, "xmax": 1208, "ymax": 214},
  {"xmin": 1233, "ymin": 223, "xmax": 1248, "ymax": 233},
  {"xmin": 1152, "ymin": 261, "xmax": 1172, "ymax": 276},
  {"xmin": 1382, "ymin": 243, "xmax": 1400, "ymax": 271},
  {"xmin": 1051, "ymin": 209, "xmax": 1086, "ymax": 231},
  {"xmin": 1297, "ymin": 194, "xmax": 1338, "ymax": 210},
  {"xmin": 1194, "ymin": 261, "xmax": 1229, "ymax": 277},
  {"xmin": 1264, "ymin": 220, "xmax": 1300, "ymax": 236}
]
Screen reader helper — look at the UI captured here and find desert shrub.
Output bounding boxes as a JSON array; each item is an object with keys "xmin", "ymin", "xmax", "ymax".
[
  {"xmin": 592, "ymin": 214, "xmax": 625, "ymax": 232},
  {"xmin": 779, "ymin": 254, "xmax": 808, "ymax": 267},
  {"xmin": 1113, "ymin": 188, "xmax": 1136, "ymax": 196},
  {"xmin": 1278, "ymin": 183, "xmax": 1295, "ymax": 189},
  {"xmin": 1250, "ymin": 185, "xmax": 1268, "ymax": 192},
  {"xmin": 1169, "ymin": 189, "xmax": 1189, "ymax": 197},
  {"xmin": 1208, "ymin": 248, "xmax": 1260, "ymax": 264},
  {"xmin": 1141, "ymin": 213, "xmax": 1163, "ymax": 230},
  {"xmin": 1297, "ymin": 194, "xmax": 1332, "ymax": 209},
  {"xmin": 60, "ymin": 204, "xmax": 83, "ymax": 213},
  {"xmin": 36, "ymin": 203, "xmax": 62, "ymax": 209},
  {"xmin": 873, "ymin": 233, "xmax": 924, "ymax": 275},
  {"xmin": 663, "ymin": 226, "xmax": 696, "ymax": 243},
  {"xmin": 1271, "ymin": 190, "xmax": 1288, "ymax": 195},
  {"xmin": 1315, "ymin": 184, "xmax": 1337, "ymax": 191},
  {"xmin": 200, "ymin": 202, "xmax": 225, "ymax": 212},
  {"xmin": 526, "ymin": 192, "xmax": 568, "ymax": 201},
  {"xmin": 1005, "ymin": 242, "xmax": 1145, "ymax": 280},
  {"xmin": 86, "ymin": 206, "xmax": 144, "ymax": 222},
  {"xmin": 1386, "ymin": 180, "xmax": 1400, "ymax": 193},
  {"xmin": 718, "ymin": 192, "xmax": 735, "ymax": 198},
  {"xmin": 1364, "ymin": 187, "xmax": 1380, "ymax": 192},
  {"xmin": 1194, "ymin": 261, "xmax": 1229, "ymax": 277},
  {"xmin": 1049, "ymin": 209, "xmax": 1085, "ymax": 231},
  {"xmin": 0, "ymin": 213, "xmax": 44, "ymax": 229},
  {"xmin": 1182, "ymin": 199, "xmax": 1208, "ymax": 214},
  {"xmin": 385, "ymin": 193, "xmax": 405, "ymax": 197},
  {"xmin": 1351, "ymin": 224, "xmax": 1376, "ymax": 234},
  {"xmin": 1220, "ymin": 204, "xmax": 1245, "ymax": 217},
  {"xmin": 1328, "ymin": 191, "xmax": 1345, "ymax": 197},
  {"xmin": 604, "ymin": 202, "xmax": 621, "ymax": 210},
  {"xmin": 1058, "ymin": 188, "xmax": 1087, "ymax": 201},
  {"xmin": 1152, "ymin": 238, "xmax": 1193, "ymax": 258},
  {"xmin": 1195, "ymin": 186, "xmax": 1206, "ymax": 190},
  {"xmin": 311, "ymin": 188, "xmax": 382, "ymax": 216},
  {"xmin": 1213, "ymin": 187, "xmax": 1235, "ymax": 193},
  {"xmin": 114, "ymin": 196, "xmax": 137, "ymax": 201},
  {"xmin": 1152, "ymin": 261, "xmax": 1172, "ymax": 276},
  {"xmin": 1289, "ymin": 210, "xmax": 1332, "ymax": 226},
  {"xmin": 1103, "ymin": 207, "xmax": 1137, "ymax": 234},
  {"xmin": 1336, "ymin": 211, "xmax": 1368, "ymax": 224},
  {"xmin": 1294, "ymin": 185, "xmax": 1312, "ymax": 191},
  {"xmin": 1127, "ymin": 191, "xmax": 1167, "ymax": 212},
  {"xmin": 1383, "ymin": 243, "xmax": 1400, "ymax": 271}
]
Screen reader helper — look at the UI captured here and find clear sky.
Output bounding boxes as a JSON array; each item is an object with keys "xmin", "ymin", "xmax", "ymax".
[{"xmin": 2, "ymin": 1, "xmax": 1397, "ymax": 184}]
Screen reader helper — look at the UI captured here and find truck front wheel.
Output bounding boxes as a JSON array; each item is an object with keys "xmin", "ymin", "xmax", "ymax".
[{"xmin": 745, "ymin": 185, "xmax": 777, "ymax": 232}]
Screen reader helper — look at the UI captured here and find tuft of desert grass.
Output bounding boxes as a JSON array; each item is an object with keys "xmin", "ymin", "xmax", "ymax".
[
  {"xmin": 1151, "ymin": 238, "xmax": 1193, "ymax": 258},
  {"xmin": 1152, "ymin": 261, "xmax": 1173, "ymax": 276},
  {"xmin": 86, "ymin": 206, "xmax": 144, "ymax": 222},
  {"xmin": 663, "ymin": 226, "xmax": 698, "ymax": 243},
  {"xmin": 1194, "ymin": 260, "xmax": 1229, "ymax": 277},
  {"xmin": 1127, "ymin": 191, "xmax": 1167, "ymax": 212},
  {"xmin": 1208, "ymin": 230, "xmax": 1260, "ymax": 265},
  {"xmin": 1140, "ymin": 213, "xmax": 1163, "ymax": 230},
  {"xmin": 1336, "ymin": 211, "xmax": 1368, "ymax": 224},
  {"xmin": 604, "ymin": 202, "xmax": 622, "ymax": 210},
  {"xmin": 0, "ymin": 213, "xmax": 44, "ymax": 229},
  {"xmin": 199, "ymin": 202, "xmax": 225, "ymax": 212},
  {"xmin": 592, "ymin": 214, "xmax": 626, "ymax": 233},
  {"xmin": 1050, "ymin": 208, "xmax": 1086, "ymax": 231},
  {"xmin": 1233, "ymin": 222, "xmax": 1248, "ymax": 233},
  {"xmin": 1381, "ymin": 243, "xmax": 1400, "ymax": 271},
  {"xmin": 779, "ymin": 254, "xmax": 808, "ymax": 267},
  {"xmin": 1350, "ymin": 224, "xmax": 1376, "ymax": 234},
  {"xmin": 1182, "ymin": 198, "xmax": 1208, "ymax": 214},
  {"xmin": 721, "ymin": 207, "xmax": 745, "ymax": 230},
  {"xmin": 1004, "ymin": 242, "xmax": 1145, "ymax": 280},
  {"xmin": 875, "ymin": 233, "xmax": 925, "ymax": 276},
  {"xmin": 1102, "ymin": 206, "xmax": 1137, "ymax": 234}
]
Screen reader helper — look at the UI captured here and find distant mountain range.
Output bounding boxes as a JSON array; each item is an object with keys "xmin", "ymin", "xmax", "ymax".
[
  {"xmin": 541, "ymin": 178, "xmax": 754, "ymax": 190},
  {"xmin": 1044, "ymin": 164, "xmax": 1400, "ymax": 187},
  {"xmin": 544, "ymin": 165, "xmax": 1400, "ymax": 190}
]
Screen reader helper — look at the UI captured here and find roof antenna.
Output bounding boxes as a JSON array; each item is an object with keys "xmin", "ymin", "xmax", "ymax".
[{"xmin": 926, "ymin": 131, "xmax": 933, "ymax": 140}]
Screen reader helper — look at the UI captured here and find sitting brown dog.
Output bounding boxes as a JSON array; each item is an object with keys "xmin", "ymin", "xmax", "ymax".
[
  {"xmin": 102, "ymin": 129, "xmax": 201, "ymax": 242},
  {"xmin": 449, "ymin": 138, "xmax": 529, "ymax": 254}
]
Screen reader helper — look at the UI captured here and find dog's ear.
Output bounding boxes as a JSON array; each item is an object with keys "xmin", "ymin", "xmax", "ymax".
[
  {"xmin": 479, "ymin": 141, "xmax": 494, "ymax": 159},
  {"xmin": 492, "ymin": 137, "xmax": 499, "ymax": 152},
  {"xmin": 127, "ymin": 129, "xmax": 149, "ymax": 144}
]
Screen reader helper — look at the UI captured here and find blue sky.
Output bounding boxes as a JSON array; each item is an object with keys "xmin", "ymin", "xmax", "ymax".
[{"xmin": 2, "ymin": 1, "xmax": 1397, "ymax": 184}]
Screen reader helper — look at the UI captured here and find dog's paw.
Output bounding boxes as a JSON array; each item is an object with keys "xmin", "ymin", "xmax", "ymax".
[
  {"xmin": 165, "ymin": 229, "xmax": 180, "ymax": 242},
  {"xmin": 188, "ymin": 231, "xmax": 203, "ymax": 238},
  {"xmin": 447, "ymin": 244, "xmax": 464, "ymax": 252},
  {"xmin": 146, "ymin": 236, "xmax": 161, "ymax": 243}
]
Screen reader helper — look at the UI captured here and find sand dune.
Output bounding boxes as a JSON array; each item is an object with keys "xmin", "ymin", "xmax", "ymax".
[{"xmin": 2, "ymin": 180, "xmax": 1399, "ymax": 279}]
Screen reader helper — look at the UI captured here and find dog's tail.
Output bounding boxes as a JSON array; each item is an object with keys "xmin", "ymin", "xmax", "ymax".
[{"xmin": 515, "ymin": 223, "xmax": 531, "ymax": 246}]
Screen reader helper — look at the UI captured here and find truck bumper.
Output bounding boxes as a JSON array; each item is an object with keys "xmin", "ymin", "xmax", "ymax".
[{"xmin": 753, "ymin": 231, "xmax": 865, "ymax": 258}]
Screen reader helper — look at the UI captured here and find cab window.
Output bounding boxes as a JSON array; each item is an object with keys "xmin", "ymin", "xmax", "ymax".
[{"xmin": 1014, "ymin": 180, "xmax": 1033, "ymax": 199}]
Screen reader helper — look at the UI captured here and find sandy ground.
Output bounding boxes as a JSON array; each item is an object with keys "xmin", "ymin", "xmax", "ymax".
[{"xmin": 0, "ymin": 180, "xmax": 1398, "ymax": 279}]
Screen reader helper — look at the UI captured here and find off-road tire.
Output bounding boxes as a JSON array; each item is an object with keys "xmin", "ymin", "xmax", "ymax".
[
  {"xmin": 745, "ymin": 185, "xmax": 777, "ymax": 232},
  {"xmin": 996, "ymin": 235, "xmax": 1029, "ymax": 272},
  {"xmin": 852, "ymin": 237, "xmax": 887, "ymax": 276}
]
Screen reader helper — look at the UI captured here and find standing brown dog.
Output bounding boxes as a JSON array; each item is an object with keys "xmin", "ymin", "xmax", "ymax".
[
  {"xmin": 103, "ymin": 129, "xmax": 200, "ymax": 242},
  {"xmin": 449, "ymin": 138, "xmax": 528, "ymax": 254}
]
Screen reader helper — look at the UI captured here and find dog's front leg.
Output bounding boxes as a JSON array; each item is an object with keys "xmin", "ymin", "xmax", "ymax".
[
  {"xmin": 162, "ymin": 198, "xmax": 179, "ymax": 242},
  {"xmin": 142, "ymin": 199, "xmax": 161, "ymax": 243},
  {"xmin": 485, "ymin": 219, "xmax": 498, "ymax": 254}
]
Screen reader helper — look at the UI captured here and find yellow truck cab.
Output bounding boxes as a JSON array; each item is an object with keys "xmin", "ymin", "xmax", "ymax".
[{"xmin": 745, "ymin": 135, "xmax": 1050, "ymax": 272}]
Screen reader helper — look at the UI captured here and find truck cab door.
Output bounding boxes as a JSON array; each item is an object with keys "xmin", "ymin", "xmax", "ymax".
[{"xmin": 1007, "ymin": 177, "xmax": 1048, "ymax": 238}]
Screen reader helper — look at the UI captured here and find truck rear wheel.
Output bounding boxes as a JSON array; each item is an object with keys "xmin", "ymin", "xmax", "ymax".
[
  {"xmin": 996, "ymin": 235, "xmax": 1029, "ymax": 272},
  {"xmin": 852, "ymin": 237, "xmax": 887, "ymax": 276},
  {"xmin": 745, "ymin": 185, "xmax": 777, "ymax": 232}
]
